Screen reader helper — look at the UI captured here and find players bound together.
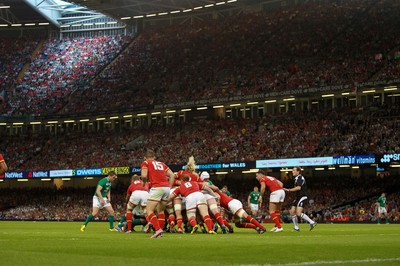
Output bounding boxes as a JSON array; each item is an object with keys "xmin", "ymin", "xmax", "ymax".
[{"xmin": 80, "ymin": 150, "xmax": 318, "ymax": 238}]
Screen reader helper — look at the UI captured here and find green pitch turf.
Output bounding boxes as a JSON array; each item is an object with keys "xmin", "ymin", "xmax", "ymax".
[{"xmin": 0, "ymin": 221, "xmax": 399, "ymax": 266}]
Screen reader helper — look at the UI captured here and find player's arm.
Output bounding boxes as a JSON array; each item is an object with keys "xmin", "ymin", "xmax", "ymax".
[
  {"xmin": 125, "ymin": 188, "xmax": 131, "ymax": 202},
  {"xmin": 141, "ymin": 167, "xmax": 148, "ymax": 183},
  {"xmin": 167, "ymin": 189, "xmax": 178, "ymax": 202},
  {"xmin": 247, "ymin": 194, "xmax": 251, "ymax": 206},
  {"xmin": 96, "ymin": 185, "xmax": 105, "ymax": 204},
  {"xmin": 166, "ymin": 168, "xmax": 175, "ymax": 188},
  {"xmin": 173, "ymin": 179, "xmax": 181, "ymax": 186},
  {"xmin": 260, "ymin": 182, "xmax": 266, "ymax": 198},
  {"xmin": 202, "ymin": 183, "xmax": 217, "ymax": 197},
  {"xmin": 0, "ymin": 154, "xmax": 7, "ymax": 175},
  {"xmin": 284, "ymin": 186, "xmax": 301, "ymax": 192},
  {"xmin": 107, "ymin": 189, "xmax": 111, "ymax": 202},
  {"xmin": 206, "ymin": 183, "xmax": 219, "ymax": 192}
]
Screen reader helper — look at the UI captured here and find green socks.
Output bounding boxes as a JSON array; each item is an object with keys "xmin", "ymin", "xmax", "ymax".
[
  {"xmin": 117, "ymin": 215, "xmax": 127, "ymax": 228},
  {"xmin": 84, "ymin": 214, "xmax": 94, "ymax": 226},
  {"xmin": 108, "ymin": 215, "xmax": 115, "ymax": 229}
]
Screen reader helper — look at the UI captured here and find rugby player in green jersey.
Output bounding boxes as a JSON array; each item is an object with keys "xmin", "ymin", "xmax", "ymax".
[
  {"xmin": 247, "ymin": 186, "xmax": 262, "ymax": 218},
  {"xmin": 81, "ymin": 171, "xmax": 118, "ymax": 231},
  {"xmin": 377, "ymin": 192, "xmax": 389, "ymax": 224}
]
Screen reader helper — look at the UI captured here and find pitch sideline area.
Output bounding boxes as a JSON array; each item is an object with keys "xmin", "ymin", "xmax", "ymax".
[{"xmin": 0, "ymin": 221, "xmax": 398, "ymax": 266}]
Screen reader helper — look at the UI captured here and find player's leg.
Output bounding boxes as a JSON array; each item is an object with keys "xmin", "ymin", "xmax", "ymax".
[
  {"xmin": 377, "ymin": 207, "xmax": 381, "ymax": 224},
  {"xmin": 186, "ymin": 209, "xmax": 199, "ymax": 233},
  {"xmin": 81, "ymin": 197, "xmax": 101, "ymax": 231},
  {"xmin": 219, "ymin": 207, "xmax": 234, "ymax": 232},
  {"xmin": 150, "ymin": 187, "xmax": 170, "ymax": 238},
  {"xmin": 238, "ymin": 209, "xmax": 265, "ymax": 233},
  {"xmin": 146, "ymin": 188, "xmax": 166, "ymax": 237},
  {"xmin": 82, "ymin": 207, "xmax": 99, "ymax": 230},
  {"xmin": 165, "ymin": 203, "xmax": 176, "ymax": 232},
  {"xmin": 126, "ymin": 201, "xmax": 136, "ymax": 232},
  {"xmin": 105, "ymin": 205, "xmax": 115, "ymax": 230},
  {"xmin": 207, "ymin": 198, "xmax": 227, "ymax": 233},
  {"xmin": 131, "ymin": 217, "xmax": 147, "ymax": 231},
  {"xmin": 174, "ymin": 198, "xmax": 184, "ymax": 233},
  {"xmin": 116, "ymin": 214, "xmax": 126, "ymax": 231},
  {"xmin": 251, "ymin": 203, "xmax": 258, "ymax": 218},
  {"xmin": 276, "ymin": 202, "xmax": 283, "ymax": 228},
  {"xmin": 296, "ymin": 204, "xmax": 316, "ymax": 231},
  {"xmin": 384, "ymin": 210, "xmax": 389, "ymax": 224},
  {"xmin": 146, "ymin": 200, "xmax": 161, "ymax": 230},
  {"xmin": 269, "ymin": 202, "xmax": 282, "ymax": 231},
  {"xmin": 157, "ymin": 200, "xmax": 168, "ymax": 230},
  {"xmin": 289, "ymin": 205, "xmax": 299, "ymax": 231},
  {"xmin": 235, "ymin": 220, "xmax": 257, "ymax": 229},
  {"xmin": 185, "ymin": 194, "xmax": 201, "ymax": 234},
  {"xmin": 198, "ymin": 203, "xmax": 215, "ymax": 233}
]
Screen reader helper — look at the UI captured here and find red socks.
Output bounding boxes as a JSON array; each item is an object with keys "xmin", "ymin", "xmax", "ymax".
[
  {"xmin": 146, "ymin": 213, "xmax": 160, "ymax": 231},
  {"xmin": 176, "ymin": 218, "xmax": 183, "ymax": 229},
  {"xmin": 126, "ymin": 212, "xmax": 133, "ymax": 231},
  {"xmin": 203, "ymin": 215, "xmax": 214, "ymax": 231},
  {"xmin": 246, "ymin": 215, "xmax": 265, "ymax": 230},
  {"xmin": 271, "ymin": 212, "xmax": 282, "ymax": 228},
  {"xmin": 158, "ymin": 213, "xmax": 165, "ymax": 229}
]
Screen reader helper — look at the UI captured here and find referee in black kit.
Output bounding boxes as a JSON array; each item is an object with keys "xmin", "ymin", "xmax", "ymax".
[{"xmin": 284, "ymin": 166, "xmax": 317, "ymax": 232}]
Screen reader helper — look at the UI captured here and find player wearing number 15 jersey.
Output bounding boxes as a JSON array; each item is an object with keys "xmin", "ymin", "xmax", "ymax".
[{"xmin": 141, "ymin": 149, "xmax": 175, "ymax": 238}]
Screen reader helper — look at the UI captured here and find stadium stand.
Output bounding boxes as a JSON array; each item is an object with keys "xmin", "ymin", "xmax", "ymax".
[
  {"xmin": 0, "ymin": 0, "xmax": 398, "ymax": 115},
  {"xmin": 0, "ymin": 0, "xmax": 399, "ymax": 224},
  {"xmin": 4, "ymin": 35, "xmax": 133, "ymax": 115},
  {"xmin": 0, "ymin": 103, "xmax": 398, "ymax": 173}
]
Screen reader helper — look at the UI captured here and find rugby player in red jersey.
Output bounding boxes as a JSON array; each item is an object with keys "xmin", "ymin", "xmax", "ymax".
[
  {"xmin": 125, "ymin": 175, "xmax": 149, "ymax": 232},
  {"xmin": 141, "ymin": 149, "xmax": 175, "ymax": 238},
  {"xmin": 115, "ymin": 174, "xmax": 149, "ymax": 232},
  {"xmin": 199, "ymin": 171, "xmax": 229, "ymax": 234},
  {"xmin": 0, "ymin": 153, "xmax": 7, "ymax": 175},
  {"xmin": 256, "ymin": 170, "xmax": 285, "ymax": 232},
  {"xmin": 168, "ymin": 174, "xmax": 217, "ymax": 234},
  {"xmin": 216, "ymin": 189, "xmax": 266, "ymax": 234},
  {"xmin": 167, "ymin": 156, "xmax": 201, "ymax": 233}
]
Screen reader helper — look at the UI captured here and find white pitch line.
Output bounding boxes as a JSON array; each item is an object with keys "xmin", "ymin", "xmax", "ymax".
[{"xmin": 234, "ymin": 257, "xmax": 400, "ymax": 266}]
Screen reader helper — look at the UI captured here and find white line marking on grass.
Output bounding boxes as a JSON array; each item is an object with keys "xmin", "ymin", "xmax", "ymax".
[{"xmin": 234, "ymin": 257, "xmax": 400, "ymax": 266}]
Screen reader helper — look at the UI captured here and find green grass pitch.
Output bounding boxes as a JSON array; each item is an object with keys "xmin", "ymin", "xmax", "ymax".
[{"xmin": 0, "ymin": 221, "xmax": 399, "ymax": 266}]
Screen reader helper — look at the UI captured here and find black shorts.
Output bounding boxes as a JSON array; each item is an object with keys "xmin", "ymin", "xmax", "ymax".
[{"xmin": 292, "ymin": 196, "xmax": 308, "ymax": 208}]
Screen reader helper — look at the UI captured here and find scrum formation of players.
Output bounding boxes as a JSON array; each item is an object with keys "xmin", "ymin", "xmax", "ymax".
[{"xmin": 115, "ymin": 150, "xmax": 269, "ymax": 238}]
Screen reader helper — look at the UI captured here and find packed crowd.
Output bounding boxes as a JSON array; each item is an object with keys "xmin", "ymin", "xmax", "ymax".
[
  {"xmin": 0, "ymin": 1, "xmax": 398, "ymax": 115},
  {"xmin": 4, "ymin": 35, "xmax": 132, "ymax": 115},
  {"xmin": 1, "ymin": 104, "xmax": 399, "ymax": 172},
  {"xmin": 61, "ymin": 0, "xmax": 400, "ymax": 114},
  {"xmin": 0, "ymin": 0, "xmax": 399, "ymax": 225},
  {"xmin": 0, "ymin": 37, "xmax": 39, "ymax": 92}
]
